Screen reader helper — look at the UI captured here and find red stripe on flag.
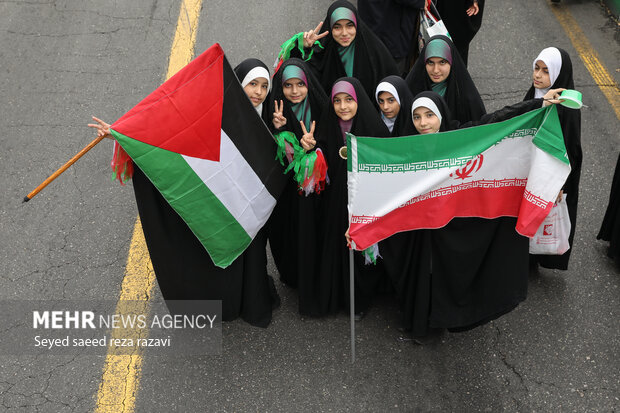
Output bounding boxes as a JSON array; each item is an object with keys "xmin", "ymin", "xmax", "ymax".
[
  {"xmin": 349, "ymin": 185, "xmax": 552, "ymax": 250},
  {"xmin": 112, "ymin": 44, "xmax": 225, "ymax": 161},
  {"xmin": 515, "ymin": 193, "xmax": 554, "ymax": 237}
]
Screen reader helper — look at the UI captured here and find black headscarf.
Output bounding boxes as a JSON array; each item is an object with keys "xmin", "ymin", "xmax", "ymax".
[
  {"xmin": 268, "ymin": 58, "xmax": 328, "ymax": 139},
  {"xmin": 525, "ymin": 47, "xmax": 582, "ymax": 270},
  {"xmin": 303, "ymin": 0, "xmax": 399, "ymax": 102},
  {"xmin": 375, "ymin": 75, "xmax": 416, "ymax": 136},
  {"xmin": 233, "ymin": 58, "xmax": 271, "ymax": 123},
  {"xmin": 405, "ymin": 35, "xmax": 486, "ymax": 124}
]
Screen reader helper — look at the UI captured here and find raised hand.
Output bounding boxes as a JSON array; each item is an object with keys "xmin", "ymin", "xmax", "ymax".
[
  {"xmin": 88, "ymin": 116, "xmax": 113, "ymax": 139},
  {"xmin": 272, "ymin": 100, "xmax": 287, "ymax": 129},
  {"xmin": 303, "ymin": 21, "xmax": 329, "ymax": 48},
  {"xmin": 300, "ymin": 120, "xmax": 317, "ymax": 151}
]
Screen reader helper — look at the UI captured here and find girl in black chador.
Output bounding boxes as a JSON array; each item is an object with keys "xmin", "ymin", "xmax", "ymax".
[
  {"xmin": 525, "ymin": 47, "xmax": 582, "ymax": 271},
  {"xmin": 405, "ymin": 35, "xmax": 486, "ymax": 124}
]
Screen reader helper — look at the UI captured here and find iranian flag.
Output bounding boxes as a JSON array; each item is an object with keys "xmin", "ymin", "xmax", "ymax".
[
  {"xmin": 347, "ymin": 105, "xmax": 570, "ymax": 251},
  {"xmin": 109, "ymin": 43, "xmax": 285, "ymax": 268}
]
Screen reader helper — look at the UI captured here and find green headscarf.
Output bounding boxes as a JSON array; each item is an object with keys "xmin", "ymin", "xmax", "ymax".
[
  {"xmin": 282, "ymin": 65, "xmax": 312, "ymax": 131},
  {"xmin": 331, "ymin": 7, "xmax": 356, "ymax": 77}
]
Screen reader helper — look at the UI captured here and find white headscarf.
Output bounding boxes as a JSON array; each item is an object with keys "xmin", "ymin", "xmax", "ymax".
[
  {"xmin": 532, "ymin": 47, "xmax": 562, "ymax": 99},
  {"xmin": 241, "ymin": 67, "xmax": 271, "ymax": 114},
  {"xmin": 411, "ymin": 97, "xmax": 442, "ymax": 125},
  {"xmin": 375, "ymin": 82, "xmax": 401, "ymax": 132}
]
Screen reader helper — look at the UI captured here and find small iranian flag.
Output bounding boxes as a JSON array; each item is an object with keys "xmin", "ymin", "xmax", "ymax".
[
  {"xmin": 110, "ymin": 44, "xmax": 285, "ymax": 268},
  {"xmin": 347, "ymin": 105, "xmax": 570, "ymax": 251}
]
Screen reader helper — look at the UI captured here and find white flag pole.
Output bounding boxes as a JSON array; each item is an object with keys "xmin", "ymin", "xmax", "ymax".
[
  {"xmin": 347, "ymin": 131, "xmax": 356, "ymax": 363},
  {"xmin": 349, "ymin": 248, "xmax": 355, "ymax": 363}
]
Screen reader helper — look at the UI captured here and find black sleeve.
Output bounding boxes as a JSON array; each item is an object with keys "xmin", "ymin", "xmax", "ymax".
[{"xmin": 460, "ymin": 99, "xmax": 544, "ymax": 128}]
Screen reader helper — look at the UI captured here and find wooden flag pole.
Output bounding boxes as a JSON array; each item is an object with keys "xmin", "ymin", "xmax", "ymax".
[{"xmin": 23, "ymin": 136, "xmax": 105, "ymax": 203}]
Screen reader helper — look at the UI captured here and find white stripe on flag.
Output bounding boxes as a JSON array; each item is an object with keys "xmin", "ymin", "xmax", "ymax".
[
  {"xmin": 350, "ymin": 135, "xmax": 533, "ymax": 218},
  {"xmin": 182, "ymin": 129, "xmax": 276, "ymax": 238}
]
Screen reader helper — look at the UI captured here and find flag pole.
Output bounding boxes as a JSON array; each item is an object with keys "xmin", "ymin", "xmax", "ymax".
[
  {"xmin": 22, "ymin": 136, "xmax": 105, "ymax": 203},
  {"xmin": 349, "ymin": 248, "xmax": 355, "ymax": 363}
]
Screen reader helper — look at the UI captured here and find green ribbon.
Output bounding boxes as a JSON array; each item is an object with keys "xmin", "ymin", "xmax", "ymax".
[
  {"xmin": 277, "ymin": 32, "xmax": 324, "ymax": 63},
  {"xmin": 363, "ymin": 243, "xmax": 381, "ymax": 265},
  {"xmin": 274, "ymin": 131, "xmax": 321, "ymax": 190}
]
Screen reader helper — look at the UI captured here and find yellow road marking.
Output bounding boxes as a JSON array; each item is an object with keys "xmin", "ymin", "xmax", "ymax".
[
  {"xmin": 94, "ymin": 0, "xmax": 204, "ymax": 411},
  {"xmin": 549, "ymin": 1, "xmax": 620, "ymax": 119}
]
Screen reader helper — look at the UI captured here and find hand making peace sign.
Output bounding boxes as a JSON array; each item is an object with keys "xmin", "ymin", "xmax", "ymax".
[
  {"xmin": 272, "ymin": 100, "xmax": 287, "ymax": 130},
  {"xmin": 300, "ymin": 121, "xmax": 317, "ymax": 151},
  {"xmin": 302, "ymin": 21, "xmax": 329, "ymax": 49}
]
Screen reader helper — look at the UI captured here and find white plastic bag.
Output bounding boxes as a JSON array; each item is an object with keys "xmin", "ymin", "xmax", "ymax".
[
  {"xmin": 529, "ymin": 193, "xmax": 571, "ymax": 255},
  {"xmin": 419, "ymin": 3, "xmax": 451, "ymax": 50}
]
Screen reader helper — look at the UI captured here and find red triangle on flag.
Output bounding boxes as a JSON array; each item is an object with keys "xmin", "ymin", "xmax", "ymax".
[{"xmin": 112, "ymin": 44, "xmax": 224, "ymax": 161}]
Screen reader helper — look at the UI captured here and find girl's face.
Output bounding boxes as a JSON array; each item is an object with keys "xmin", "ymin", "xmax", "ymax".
[
  {"xmin": 377, "ymin": 92, "xmax": 400, "ymax": 119},
  {"xmin": 243, "ymin": 77, "xmax": 269, "ymax": 107},
  {"xmin": 425, "ymin": 57, "xmax": 451, "ymax": 84},
  {"xmin": 333, "ymin": 92, "xmax": 358, "ymax": 121},
  {"xmin": 413, "ymin": 106, "xmax": 441, "ymax": 134},
  {"xmin": 282, "ymin": 77, "xmax": 308, "ymax": 104},
  {"xmin": 533, "ymin": 60, "xmax": 551, "ymax": 89},
  {"xmin": 332, "ymin": 19, "xmax": 356, "ymax": 47}
]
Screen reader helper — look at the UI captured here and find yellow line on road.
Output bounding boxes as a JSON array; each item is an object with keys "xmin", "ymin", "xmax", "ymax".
[
  {"xmin": 549, "ymin": 1, "xmax": 620, "ymax": 119},
  {"xmin": 94, "ymin": 0, "xmax": 204, "ymax": 411}
]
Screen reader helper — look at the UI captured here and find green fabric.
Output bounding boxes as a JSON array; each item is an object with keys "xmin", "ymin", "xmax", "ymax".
[
  {"xmin": 282, "ymin": 65, "xmax": 306, "ymax": 83},
  {"xmin": 276, "ymin": 32, "xmax": 324, "ymax": 63},
  {"xmin": 291, "ymin": 99, "xmax": 312, "ymax": 131},
  {"xmin": 425, "ymin": 38, "xmax": 452, "ymax": 63},
  {"xmin": 363, "ymin": 243, "xmax": 380, "ymax": 265},
  {"xmin": 347, "ymin": 105, "xmax": 568, "ymax": 172},
  {"xmin": 330, "ymin": 7, "xmax": 357, "ymax": 27},
  {"xmin": 274, "ymin": 131, "xmax": 323, "ymax": 189},
  {"xmin": 274, "ymin": 131, "xmax": 304, "ymax": 172},
  {"xmin": 532, "ymin": 104, "xmax": 570, "ymax": 165},
  {"xmin": 431, "ymin": 80, "xmax": 447, "ymax": 97},
  {"xmin": 338, "ymin": 41, "xmax": 356, "ymax": 77},
  {"xmin": 293, "ymin": 150, "xmax": 317, "ymax": 188},
  {"xmin": 110, "ymin": 128, "xmax": 251, "ymax": 268}
]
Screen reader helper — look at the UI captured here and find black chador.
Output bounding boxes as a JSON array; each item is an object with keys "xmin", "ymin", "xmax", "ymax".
[
  {"xmin": 405, "ymin": 35, "xmax": 486, "ymax": 124},
  {"xmin": 266, "ymin": 58, "xmax": 329, "ymax": 316},
  {"xmin": 293, "ymin": 0, "xmax": 399, "ymax": 102},
  {"xmin": 313, "ymin": 77, "xmax": 390, "ymax": 316},
  {"xmin": 525, "ymin": 47, "xmax": 582, "ymax": 270}
]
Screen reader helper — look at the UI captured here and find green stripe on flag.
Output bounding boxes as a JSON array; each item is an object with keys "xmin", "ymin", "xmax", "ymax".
[
  {"xmin": 349, "ymin": 106, "xmax": 566, "ymax": 172},
  {"xmin": 111, "ymin": 129, "xmax": 252, "ymax": 267},
  {"xmin": 532, "ymin": 105, "xmax": 570, "ymax": 165}
]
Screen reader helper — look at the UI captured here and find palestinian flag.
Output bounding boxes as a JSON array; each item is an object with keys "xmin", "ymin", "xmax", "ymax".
[
  {"xmin": 109, "ymin": 43, "xmax": 286, "ymax": 268},
  {"xmin": 347, "ymin": 105, "xmax": 570, "ymax": 251}
]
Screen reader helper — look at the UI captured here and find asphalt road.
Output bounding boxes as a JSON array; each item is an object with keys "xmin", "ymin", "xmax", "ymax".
[{"xmin": 1, "ymin": 0, "xmax": 619, "ymax": 411}]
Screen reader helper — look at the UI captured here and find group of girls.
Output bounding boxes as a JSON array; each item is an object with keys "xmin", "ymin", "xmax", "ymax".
[{"xmin": 89, "ymin": 0, "xmax": 582, "ymax": 338}]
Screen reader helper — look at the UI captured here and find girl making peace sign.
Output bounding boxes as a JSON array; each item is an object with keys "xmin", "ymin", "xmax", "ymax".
[{"xmin": 266, "ymin": 59, "xmax": 330, "ymax": 315}]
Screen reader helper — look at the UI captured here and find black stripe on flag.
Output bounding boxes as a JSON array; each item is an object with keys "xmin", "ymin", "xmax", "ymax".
[{"xmin": 221, "ymin": 56, "xmax": 287, "ymax": 200}]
